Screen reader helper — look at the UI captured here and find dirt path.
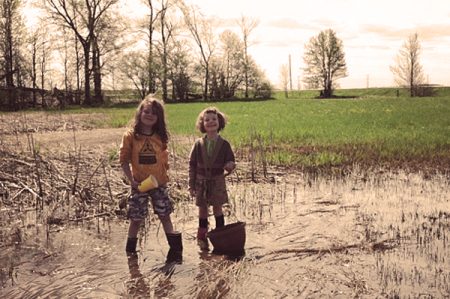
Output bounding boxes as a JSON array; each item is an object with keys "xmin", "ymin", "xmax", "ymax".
[
  {"xmin": 2, "ymin": 127, "xmax": 123, "ymax": 153},
  {"xmin": 35, "ymin": 127, "xmax": 125, "ymax": 149}
]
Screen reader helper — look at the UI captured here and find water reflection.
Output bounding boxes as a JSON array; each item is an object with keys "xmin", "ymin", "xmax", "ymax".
[
  {"xmin": 126, "ymin": 251, "xmax": 178, "ymax": 298},
  {"xmin": 212, "ymin": 249, "xmax": 246, "ymax": 262},
  {"xmin": 376, "ymin": 210, "xmax": 450, "ymax": 297},
  {"xmin": 125, "ymin": 254, "xmax": 151, "ymax": 298},
  {"xmin": 153, "ymin": 272, "xmax": 175, "ymax": 298},
  {"xmin": 193, "ymin": 249, "xmax": 246, "ymax": 298},
  {"xmin": 1, "ymin": 172, "xmax": 448, "ymax": 298},
  {"xmin": 195, "ymin": 251, "xmax": 230, "ymax": 298}
]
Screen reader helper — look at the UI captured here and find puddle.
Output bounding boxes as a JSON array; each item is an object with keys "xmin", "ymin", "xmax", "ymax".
[{"xmin": 1, "ymin": 172, "xmax": 449, "ymax": 298}]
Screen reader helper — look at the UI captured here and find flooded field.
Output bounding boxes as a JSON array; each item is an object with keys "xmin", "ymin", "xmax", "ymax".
[
  {"xmin": 1, "ymin": 167, "xmax": 448, "ymax": 298},
  {"xmin": 0, "ymin": 120, "xmax": 449, "ymax": 298}
]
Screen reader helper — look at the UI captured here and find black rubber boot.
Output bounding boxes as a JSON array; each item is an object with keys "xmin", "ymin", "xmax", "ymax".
[
  {"xmin": 215, "ymin": 214, "xmax": 225, "ymax": 228},
  {"xmin": 126, "ymin": 237, "xmax": 138, "ymax": 254},
  {"xmin": 165, "ymin": 233, "xmax": 183, "ymax": 264}
]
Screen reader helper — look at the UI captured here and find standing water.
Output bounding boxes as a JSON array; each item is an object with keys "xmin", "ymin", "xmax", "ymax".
[{"xmin": 1, "ymin": 171, "xmax": 448, "ymax": 298}]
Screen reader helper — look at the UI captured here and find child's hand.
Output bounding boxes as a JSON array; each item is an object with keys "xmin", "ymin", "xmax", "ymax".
[
  {"xmin": 161, "ymin": 150, "xmax": 170, "ymax": 170},
  {"xmin": 189, "ymin": 188, "xmax": 196, "ymax": 198},
  {"xmin": 130, "ymin": 180, "xmax": 139, "ymax": 190},
  {"xmin": 224, "ymin": 161, "xmax": 235, "ymax": 173}
]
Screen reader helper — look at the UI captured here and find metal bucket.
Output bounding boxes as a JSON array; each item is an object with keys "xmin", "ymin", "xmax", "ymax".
[{"xmin": 206, "ymin": 221, "xmax": 246, "ymax": 256}]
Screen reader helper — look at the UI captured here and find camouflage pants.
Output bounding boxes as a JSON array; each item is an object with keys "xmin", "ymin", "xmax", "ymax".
[{"xmin": 127, "ymin": 187, "xmax": 173, "ymax": 221}]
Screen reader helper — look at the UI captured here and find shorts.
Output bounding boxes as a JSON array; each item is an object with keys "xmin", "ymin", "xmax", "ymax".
[{"xmin": 127, "ymin": 187, "xmax": 173, "ymax": 220}]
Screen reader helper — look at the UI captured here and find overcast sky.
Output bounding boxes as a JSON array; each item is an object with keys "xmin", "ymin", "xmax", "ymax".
[
  {"xmin": 185, "ymin": 0, "xmax": 450, "ymax": 89},
  {"xmin": 27, "ymin": 0, "xmax": 449, "ymax": 89}
]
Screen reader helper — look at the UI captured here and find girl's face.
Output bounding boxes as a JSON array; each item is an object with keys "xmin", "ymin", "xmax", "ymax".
[
  {"xmin": 140, "ymin": 104, "xmax": 158, "ymax": 128},
  {"xmin": 203, "ymin": 112, "xmax": 219, "ymax": 134}
]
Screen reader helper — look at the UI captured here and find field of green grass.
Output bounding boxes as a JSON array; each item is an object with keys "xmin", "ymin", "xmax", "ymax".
[
  {"xmin": 163, "ymin": 87, "xmax": 450, "ymax": 172},
  {"xmin": 21, "ymin": 87, "xmax": 450, "ymax": 173}
]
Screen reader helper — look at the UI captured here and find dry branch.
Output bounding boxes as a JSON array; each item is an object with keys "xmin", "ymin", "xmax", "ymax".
[{"xmin": 260, "ymin": 238, "xmax": 400, "ymax": 260}]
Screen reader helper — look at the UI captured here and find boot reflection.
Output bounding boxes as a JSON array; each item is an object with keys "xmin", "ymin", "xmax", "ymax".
[
  {"xmin": 194, "ymin": 251, "xmax": 234, "ymax": 297},
  {"xmin": 153, "ymin": 274, "xmax": 175, "ymax": 298},
  {"xmin": 126, "ymin": 254, "xmax": 151, "ymax": 297}
]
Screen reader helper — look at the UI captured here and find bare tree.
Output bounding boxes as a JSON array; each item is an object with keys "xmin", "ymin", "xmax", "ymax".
[
  {"xmin": 28, "ymin": 23, "xmax": 51, "ymax": 107},
  {"xmin": 0, "ymin": 0, "xmax": 18, "ymax": 88},
  {"xmin": 29, "ymin": 28, "xmax": 39, "ymax": 106},
  {"xmin": 39, "ymin": 36, "xmax": 51, "ymax": 106},
  {"xmin": 180, "ymin": 3, "xmax": 216, "ymax": 100},
  {"xmin": 52, "ymin": 22, "xmax": 86, "ymax": 106},
  {"xmin": 237, "ymin": 16, "xmax": 258, "ymax": 99},
  {"xmin": 71, "ymin": 9, "xmax": 83, "ymax": 105},
  {"xmin": 135, "ymin": 0, "xmax": 179, "ymax": 102},
  {"xmin": 0, "ymin": 0, "xmax": 26, "ymax": 109},
  {"xmin": 168, "ymin": 39, "xmax": 191, "ymax": 101},
  {"xmin": 60, "ymin": 27, "xmax": 71, "ymax": 99},
  {"xmin": 303, "ymin": 29, "xmax": 347, "ymax": 98},
  {"xmin": 158, "ymin": 0, "xmax": 174, "ymax": 102},
  {"xmin": 390, "ymin": 33, "xmax": 425, "ymax": 97},
  {"xmin": 92, "ymin": 9, "xmax": 125, "ymax": 104},
  {"xmin": 141, "ymin": 0, "xmax": 163, "ymax": 94},
  {"xmin": 120, "ymin": 51, "xmax": 150, "ymax": 99},
  {"xmin": 214, "ymin": 30, "xmax": 245, "ymax": 99},
  {"xmin": 44, "ymin": 0, "xmax": 119, "ymax": 105}
]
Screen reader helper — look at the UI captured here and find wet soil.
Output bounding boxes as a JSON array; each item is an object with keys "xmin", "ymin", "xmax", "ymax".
[{"xmin": 0, "ymin": 114, "xmax": 449, "ymax": 298}]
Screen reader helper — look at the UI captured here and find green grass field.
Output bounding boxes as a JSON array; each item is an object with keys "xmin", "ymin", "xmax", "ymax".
[
  {"xmin": 163, "ymin": 87, "xmax": 450, "ymax": 172},
  {"xmin": 22, "ymin": 87, "xmax": 450, "ymax": 172}
]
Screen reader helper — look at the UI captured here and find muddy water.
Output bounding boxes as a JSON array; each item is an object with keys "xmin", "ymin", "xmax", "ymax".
[{"xmin": 1, "ymin": 172, "xmax": 449, "ymax": 298}]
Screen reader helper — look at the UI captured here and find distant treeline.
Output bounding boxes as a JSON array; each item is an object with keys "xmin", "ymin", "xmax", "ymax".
[
  {"xmin": 0, "ymin": 84, "xmax": 274, "ymax": 111},
  {"xmin": 0, "ymin": 86, "xmax": 82, "ymax": 111}
]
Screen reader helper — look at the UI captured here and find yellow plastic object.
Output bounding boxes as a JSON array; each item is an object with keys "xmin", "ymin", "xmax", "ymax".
[{"xmin": 138, "ymin": 175, "xmax": 158, "ymax": 192}]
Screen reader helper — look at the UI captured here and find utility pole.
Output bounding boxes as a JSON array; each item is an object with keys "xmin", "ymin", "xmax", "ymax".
[{"xmin": 289, "ymin": 54, "xmax": 293, "ymax": 91}]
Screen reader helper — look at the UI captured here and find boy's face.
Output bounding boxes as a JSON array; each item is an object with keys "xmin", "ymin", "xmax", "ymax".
[
  {"xmin": 140, "ymin": 104, "xmax": 158, "ymax": 128},
  {"xmin": 203, "ymin": 112, "xmax": 219, "ymax": 133}
]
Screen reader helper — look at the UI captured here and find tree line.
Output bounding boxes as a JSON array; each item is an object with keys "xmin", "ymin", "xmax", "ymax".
[
  {"xmin": 282, "ymin": 30, "xmax": 430, "ymax": 99},
  {"xmin": 0, "ymin": 0, "xmax": 272, "ymax": 111},
  {"xmin": 1, "ymin": 1, "xmax": 432, "ymax": 111}
]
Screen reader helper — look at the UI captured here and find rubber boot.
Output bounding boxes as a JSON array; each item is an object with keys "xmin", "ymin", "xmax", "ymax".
[
  {"xmin": 165, "ymin": 232, "xmax": 183, "ymax": 264},
  {"xmin": 215, "ymin": 214, "xmax": 225, "ymax": 229},
  {"xmin": 126, "ymin": 237, "xmax": 138, "ymax": 255},
  {"xmin": 197, "ymin": 227, "xmax": 209, "ymax": 250}
]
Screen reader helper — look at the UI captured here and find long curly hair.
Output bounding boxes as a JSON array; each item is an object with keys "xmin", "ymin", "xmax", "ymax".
[{"xmin": 132, "ymin": 95, "xmax": 169, "ymax": 143}]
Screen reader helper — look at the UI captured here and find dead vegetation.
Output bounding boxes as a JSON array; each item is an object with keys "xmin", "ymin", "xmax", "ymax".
[
  {"xmin": 0, "ymin": 144, "xmax": 126, "ymax": 230},
  {"xmin": 1, "ymin": 112, "xmax": 449, "ymax": 298}
]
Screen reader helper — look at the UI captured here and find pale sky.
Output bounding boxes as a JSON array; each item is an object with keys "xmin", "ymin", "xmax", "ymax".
[
  {"xmin": 186, "ymin": 0, "xmax": 450, "ymax": 89},
  {"xmin": 25, "ymin": 0, "xmax": 450, "ymax": 89}
]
